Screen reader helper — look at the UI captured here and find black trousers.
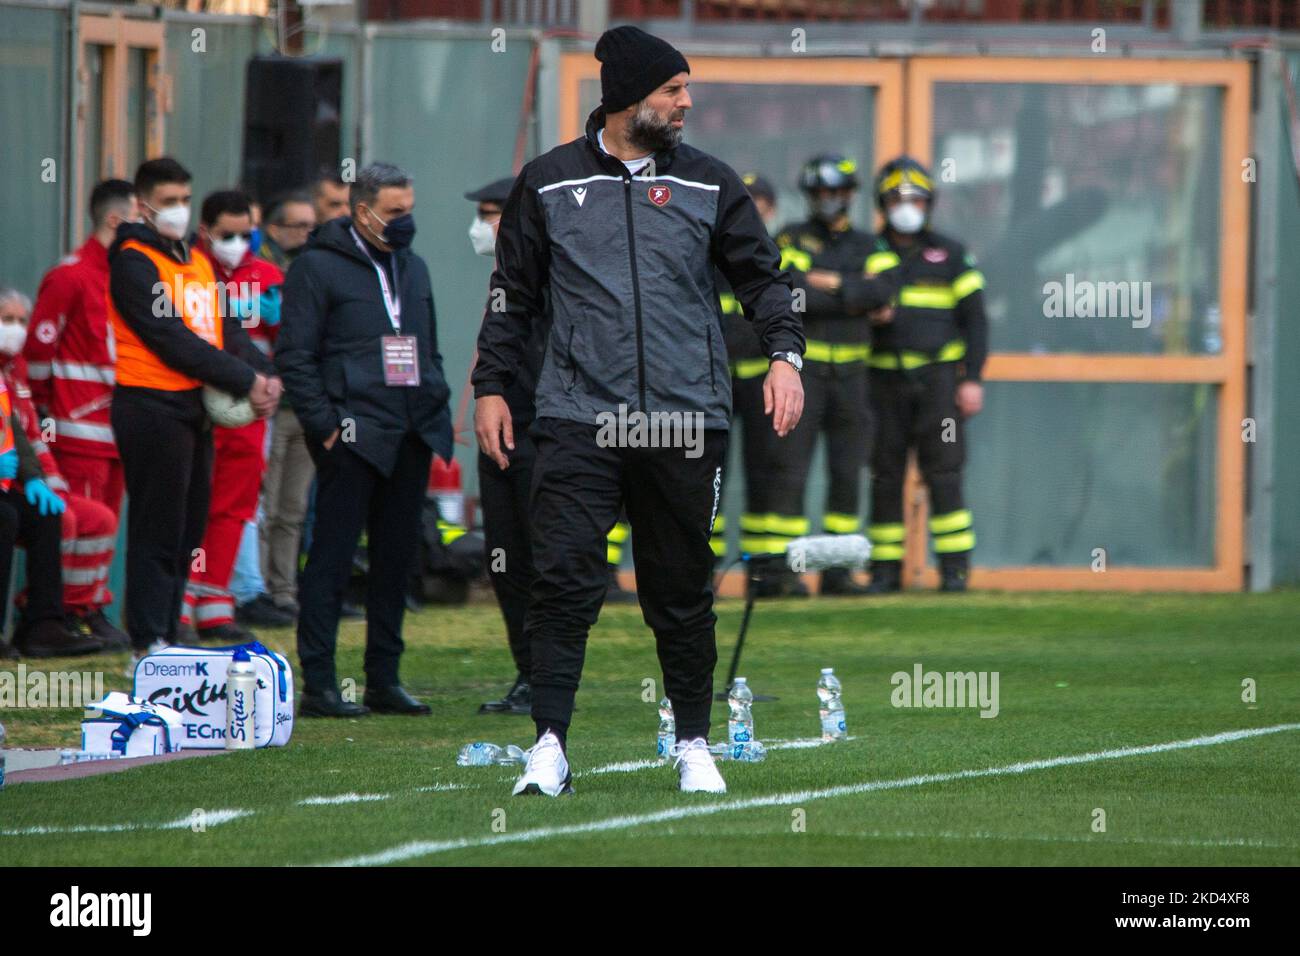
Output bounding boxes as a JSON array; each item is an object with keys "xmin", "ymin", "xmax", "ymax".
[
  {"xmin": 0, "ymin": 488, "xmax": 64, "ymax": 626},
  {"xmin": 766, "ymin": 360, "xmax": 870, "ymax": 541},
  {"xmin": 868, "ymin": 362, "xmax": 970, "ymax": 564},
  {"xmin": 478, "ymin": 429, "xmax": 538, "ymax": 678},
  {"xmin": 525, "ymin": 416, "xmax": 727, "ymax": 743},
  {"xmin": 297, "ymin": 431, "xmax": 432, "ymax": 692},
  {"xmin": 112, "ymin": 392, "xmax": 212, "ymax": 650},
  {"xmin": 733, "ymin": 373, "xmax": 779, "ymax": 516}
]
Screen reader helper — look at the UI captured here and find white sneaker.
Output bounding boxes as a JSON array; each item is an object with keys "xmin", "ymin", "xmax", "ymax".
[
  {"xmin": 124, "ymin": 639, "xmax": 169, "ymax": 677},
  {"xmin": 671, "ymin": 737, "xmax": 727, "ymax": 793},
  {"xmin": 512, "ymin": 731, "xmax": 574, "ymax": 797}
]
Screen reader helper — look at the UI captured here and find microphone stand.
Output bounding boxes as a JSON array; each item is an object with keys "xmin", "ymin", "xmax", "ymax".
[{"xmin": 715, "ymin": 553, "xmax": 783, "ymax": 702}]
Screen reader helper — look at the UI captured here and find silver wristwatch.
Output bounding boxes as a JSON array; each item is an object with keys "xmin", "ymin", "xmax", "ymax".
[{"xmin": 770, "ymin": 351, "xmax": 803, "ymax": 373}]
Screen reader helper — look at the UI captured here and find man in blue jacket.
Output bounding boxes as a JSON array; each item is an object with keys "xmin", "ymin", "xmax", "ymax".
[
  {"xmin": 474, "ymin": 27, "xmax": 805, "ymax": 795},
  {"xmin": 277, "ymin": 162, "xmax": 453, "ymax": 718}
]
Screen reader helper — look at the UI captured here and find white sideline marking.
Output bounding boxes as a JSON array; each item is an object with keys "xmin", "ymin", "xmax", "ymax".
[
  {"xmin": 0, "ymin": 808, "xmax": 253, "ymax": 837},
  {"xmin": 298, "ymin": 793, "xmax": 390, "ymax": 806},
  {"xmin": 319, "ymin": 722, "xmax": 1300, "ymax": 866},
  {"xmin": 581, "ymin": 759, "xmax": 662, "ymax": 776},
  {"xmin": 414, "ymin": 783, "xmax": 471, "ymax": 793},
  {"xmin": 769, "ymin": 736, "xmax": 855, "ymax": 750}
]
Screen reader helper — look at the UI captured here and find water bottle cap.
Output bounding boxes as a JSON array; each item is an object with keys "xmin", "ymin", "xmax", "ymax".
[
  {"xmin": 734, "ymin": 677, "xmax": 747, "ymax": 684},
  {"xmin": 821, "ymin": 667, "xmax": 834, "ymax": 674},
  {"xmin": 232, "ymin": 647, "xmax": 251, "ymax": 662}
]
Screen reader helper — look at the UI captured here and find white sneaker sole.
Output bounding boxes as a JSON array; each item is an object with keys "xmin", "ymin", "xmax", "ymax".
[{"xmin": 512, "ymin": 773, "xmax": 575, "ymax": 797}]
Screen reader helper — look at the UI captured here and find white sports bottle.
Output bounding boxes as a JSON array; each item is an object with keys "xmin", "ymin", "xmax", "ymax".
[
  {"xmin": 225, "ymin": 648, "xmax": 257, "ymax": 750},
  {"xmin": 818, "ymin": 668, "xmax": 847, "ymax": 740}
]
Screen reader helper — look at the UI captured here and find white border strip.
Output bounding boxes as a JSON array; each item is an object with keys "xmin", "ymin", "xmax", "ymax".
[{"xmin": 320, "ymin": 723, "xmax": 1300, "ymax": 867}]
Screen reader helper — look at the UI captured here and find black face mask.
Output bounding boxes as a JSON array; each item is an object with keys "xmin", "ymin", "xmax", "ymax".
[{"xmin": 364, "ymin": 207, "xmax": 417, "ymax": 250}]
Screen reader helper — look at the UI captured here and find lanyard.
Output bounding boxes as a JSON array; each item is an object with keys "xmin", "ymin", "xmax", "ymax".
[{"xmin": 350, "ymin": 227, "xmax": 401, "ymax": 332}]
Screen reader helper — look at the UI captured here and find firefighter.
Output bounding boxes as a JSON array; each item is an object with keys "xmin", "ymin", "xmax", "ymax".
[
  {"xmin": 712, "ymin": 173, "xmax": 781, "ymax": 574},
  {"xmin": 767, "ymin": 154, "xmax": 892, "ymax": 595},
  {"xmin": 864, "ymin": 156, "xmax": 987, "ymax": 593}
]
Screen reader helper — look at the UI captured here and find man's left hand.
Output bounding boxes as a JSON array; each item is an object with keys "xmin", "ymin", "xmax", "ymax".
[
  {"xmin": 806, "ymin": 270, "xmax": 842, "ymax": 293},
  {"xmin": 956, "ymin": 380, "xmax": 983, "ymax": 418},
  {"xmin": 764, "ymin": 360, "xmax": 804, "ymax": 437}
]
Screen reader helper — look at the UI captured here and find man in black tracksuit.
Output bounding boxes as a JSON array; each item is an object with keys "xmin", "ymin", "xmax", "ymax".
[
  {"xmin": 864, "ymin": 157, "xmax": 988, "ymax": 593},
  {"xmin": 474, "ymin": 27, "xmax": 804, "ymax": 796},
  {"xmin": 277, "ymin": 162, "xmax": 453, "ymax": 717},
  {"xmin": 769, "ymin": 155, "xmax": 892, "ymax": 595}
]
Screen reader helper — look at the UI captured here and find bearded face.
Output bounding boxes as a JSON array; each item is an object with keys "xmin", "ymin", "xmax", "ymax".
[{"xmin": 627, "ymin": 100, "xmax": 685, "ymax": 152}]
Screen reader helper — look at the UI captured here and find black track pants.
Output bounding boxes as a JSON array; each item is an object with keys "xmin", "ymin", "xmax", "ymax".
[
  {"xmin": 525, "ymin": 416, "xmax": 727, "ymax": 744},
  {"xmin": 478, "ymin": 430, "xmax": 538, "ymax": 678}
]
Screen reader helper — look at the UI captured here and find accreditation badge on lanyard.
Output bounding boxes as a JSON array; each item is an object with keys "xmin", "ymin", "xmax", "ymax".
[{"xmin": 352, "ymin": 227, "xmax": 419, "ymax": 387}]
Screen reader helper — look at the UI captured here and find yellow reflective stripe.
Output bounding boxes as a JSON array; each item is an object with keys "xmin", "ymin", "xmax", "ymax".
[
  {"xmin": 879, "ymin": 167, "xmax": 933, "ymax": 194},
  {"xmin": 933, "ymin": 530, "xmax": 976, "ymax": 554},
  {"xmin": 719, "ymin": 292, "xmax": 743, "ymax": 315},
  {"xmin": 741, "ymin": 536, "xmax": 788, "ymax": 554},
  {"xmin": 823, "ymin": 512, "xmax": 861, "ymax": 534},
  {"xmin": 766, "ymin": 514, "xmax": 810, "ymax": 537},
  {"xmin": 607, "ymin": 522, "xmax": 630, "ymax": 544},
  {"xmin": 929, "ymin": 509, "xmax": 972, "ymax": 535},
  {"xmin": 711, "ymin": 515, "xmax": 726, "ymax": 534},
  {"xmin": 865, "ymin": 251, "xmax": 900, "ymax": 275},
  {"xmin": 607, "ymin": 544, "xmax": 623, "ymax": 565},
  {"xmin": 898, "ymin": 285, "xmax": 957, "ymax": 310},
  {"xmin": 804, "ymin": 340, "xmax": 871, "ymax": 364},
  {"xmin": 740, "ymin": 513, "xmax": 769, "ymax": 534},
  {"xmin": 952, "ymin": 269, "xmax": 985, "ymax": 301},
  {"xmin": 734, "ymin": 357, "xmax": 770, "ymax": 379},
  {"xmin": 709, "ymin": 538, "xmax": 728, "ymax": 557},
  {"xmin": 779, "ymin": 247, "xmax": 812, "ymax": 272},
  {"xmin": 867, "ymin": 523, "xmax": 905, "ymax": 544},
  {"xmin": 868, "ymin": 339, "xmax": 966, "ymax": 370},
  {"xmin": 438, "ymin": 521, "xmax": 468, "ymax": 545},
  {"xmin": 872, "ymin": 544, "xmax": 904, "ymax": 561}
]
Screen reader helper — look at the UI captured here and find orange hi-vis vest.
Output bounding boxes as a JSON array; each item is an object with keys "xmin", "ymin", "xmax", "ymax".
[
  {"xmin": 0, "ymin": 378, "xmax": 14, "ymax": 492},
  {"xmin": 109, "ymin": 239, "xmax": 224, "ymax": 391}
]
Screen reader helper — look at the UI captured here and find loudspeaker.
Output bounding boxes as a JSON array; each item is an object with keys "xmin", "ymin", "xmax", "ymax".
[{"xmin": 241, "ymin": 56, "xmax": 343, "ymax": 204}]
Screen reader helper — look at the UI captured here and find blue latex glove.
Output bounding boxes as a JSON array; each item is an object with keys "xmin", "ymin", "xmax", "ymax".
[
  {"xmin": 257, "ymin": 286, "xmax": 282, "ymax": 327},
  {"xmin": 0, "ymin": 449, "xmax": 17, "ymax": 481},
  {"xmin": 25, "ymin": 478, "xmax": 66, "ymax": 516}
]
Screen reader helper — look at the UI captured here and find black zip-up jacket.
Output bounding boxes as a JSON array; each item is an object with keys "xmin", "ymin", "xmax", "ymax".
[
  {"xmin": 472, "ymin": 107, "xmax": 805, "ymax": 430},
  {"xmin": 774, "ymin": 217, "xmax": 892, "ymax": 346},
  {"xmin": 868, "ymin": 228, "xmax": 989, "ymax": 382},
  {"xmin": 108, "ymin": 221, "xmax": 272, "ymax": 422},
  {"xmin": 275, "ymin": 217, "xmax": 453, "ymax": 476}
]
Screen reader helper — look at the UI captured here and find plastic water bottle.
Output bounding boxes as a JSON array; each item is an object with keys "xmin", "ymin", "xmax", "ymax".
[
  {"xmin": 456, "ymin": 743, "xmax": 526, "ymax": 766},
  {"xmin": 656, "ymin": 697, "xmax": 676, "ymax": 758},
  {"xmin": 818, "ymin": 667, "xmax": 846, "ymax": 740},
  {"xmin": 732, "ymin": 740, "xmax": 767, "ymax": 762},
  {"xmin": 727, "ymin": 678, "xmax": 754, "ymax": 750},
  {"xmin": 225, "ymin": 648, "xmax": 257, "ymax": 750}
]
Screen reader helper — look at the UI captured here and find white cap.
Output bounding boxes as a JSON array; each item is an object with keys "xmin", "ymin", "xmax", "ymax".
[
  {"xmin": 821, "ymin": 667, "xmax": 834, "ymax": 674},
  {"xmin": 735, "ymin": 677, "xmax": 747, "ymax": 684}
]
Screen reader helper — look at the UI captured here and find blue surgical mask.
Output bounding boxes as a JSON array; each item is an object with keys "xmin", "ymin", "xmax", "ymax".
[{"xmin": 366, "ymin": 206, "xmax": 416, "ymax": 249}]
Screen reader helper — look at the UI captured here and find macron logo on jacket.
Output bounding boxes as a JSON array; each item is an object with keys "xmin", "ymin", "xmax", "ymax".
[{"xmin": 572, "ymin": 187, "xmax": 587, "ymax": 207}]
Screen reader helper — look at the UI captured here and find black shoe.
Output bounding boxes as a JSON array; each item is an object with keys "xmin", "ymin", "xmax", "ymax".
[
  {"xmin": 235, "ymin": 593, "xmax": 296, "ymax": 628},
  {"xmin": 820, "ymin": 567, "xmax": 868, "ymax": 596},
  {"xmin": 339, "ymin": 601, "xmax": 365, "ymax": 620},
  {"xmin": 272, "ymin": 597, "xmax": 300, "ymax": 617},
  {"xmin": 479, "ymin": 676, "xmax": 532, "ymax": 715},
  {"xmin": 865, "ymin": 562, "xmax": 902, "ymax": 594},
  {"xmin": 299, "ymin": 687, "xmax": 370, "ymax": 718},
  {"xmin": 605, "ymin": 566, "xmax": 638, "ymax": 604},
  {"xmin": 175, "ymin": 622, "xmax": 199, "ymax": 645},
  {"xmin": 16, "ymin": 618, "xmax": 104, "ymax": 658},
  {"xmin": 81, "ymin": 609, "xmax": 130, "ymax": 651},
  {"xmin": 939, "ymin": 560, "xmax": 970, "ymax": 592},
  {"xmin": 198, "ymin": 621, "xmax": 256, "ymax": 644},
  {"xmin": 363, "ymin": 684, "xmax": 431, "ymax": 715}
]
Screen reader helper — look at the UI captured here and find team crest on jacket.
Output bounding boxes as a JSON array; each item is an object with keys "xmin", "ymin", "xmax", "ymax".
[
  {"xmin": 923, "ymin": 247, "xmax": 948, "ymax": 263},
  {"xmin": 648, "ymin": 184, "xmax": 672, "ymax": 207}
]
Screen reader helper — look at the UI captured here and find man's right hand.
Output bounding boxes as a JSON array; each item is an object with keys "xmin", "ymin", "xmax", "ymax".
[
  {"xmin": 869, "ymin": 304, "xmax": 895, "ymax": 325},
  {"xmin": 248, "ymin": 373, "xmax": 280, "ymax": 418},
  {"xmin": 323, "ymin": 428, "xmax": 340, "ymax": 451},
  {"xmin": 474, "ymin": 394, "xmax": 514, "ymax": 471}
]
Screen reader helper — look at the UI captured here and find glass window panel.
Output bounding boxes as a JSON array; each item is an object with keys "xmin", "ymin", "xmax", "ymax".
[
  {"xmin": 931, "ymin": 82, "xmax": 1223, "ymax": 355},
  {"xmin": 125, "ymin": 46, "xmax": 149, "ymax": 174},
  {"xmin": 960, "ymin": 382, "xmax": 1217, "ymax": 568}
]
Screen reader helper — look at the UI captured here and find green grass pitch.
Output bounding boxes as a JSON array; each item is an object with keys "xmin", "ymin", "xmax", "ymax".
[{"xmin": 2, "ymin": 591, "xmax": 1298, "ymax": 866}]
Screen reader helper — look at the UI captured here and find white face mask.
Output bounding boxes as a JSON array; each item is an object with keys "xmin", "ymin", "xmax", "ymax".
[
  {"xmin": 468, "ymin": 217, "xmax": 496, "ymax": 257},
  {"xmin": 210, "ymin": 235, "xmax": 250, "ymax": 269},
  {"xmin": 0, "ymin": 323, "xmax": 28, "ymax": 357},
  {"xmin": 887, "ymin": 200, "xmax": 926, "ymax": 235},
  {"xmin": 148, "ymin": 202, "xmax": 191, "ymax": 240}
]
